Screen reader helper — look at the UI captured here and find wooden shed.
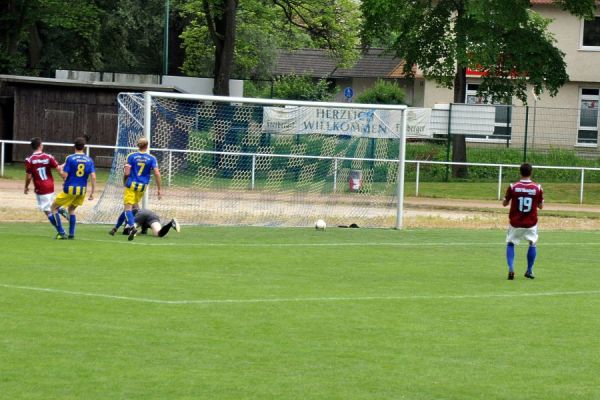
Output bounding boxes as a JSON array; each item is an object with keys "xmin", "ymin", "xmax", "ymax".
[{"xmin": 0, "ymin": 75, "xmax": 179, "ymax": 166}]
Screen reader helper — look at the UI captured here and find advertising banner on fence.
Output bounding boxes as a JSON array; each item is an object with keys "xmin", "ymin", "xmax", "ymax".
[{"xmin": 262, "ymin": 106, "xmax": 432, "ymax": 139}]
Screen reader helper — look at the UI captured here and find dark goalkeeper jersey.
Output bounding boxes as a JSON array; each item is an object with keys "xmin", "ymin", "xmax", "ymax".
[{"xmin": 134, "ymin": 209, "xmax": 161, "ymax": 229}]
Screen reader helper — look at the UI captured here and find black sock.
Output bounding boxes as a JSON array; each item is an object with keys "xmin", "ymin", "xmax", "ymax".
[{"xmin": 158, "ymin": 222, "xmax": 173, "ymax": 237}]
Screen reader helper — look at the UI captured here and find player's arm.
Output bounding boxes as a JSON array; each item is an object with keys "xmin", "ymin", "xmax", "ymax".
[
  {"xmin": 123, "ymin": 163, "xmax": 131, "ymax": 186},
  {"xmin": 58, "ymin": 162, "xmax": 67, "ymax": 180},
  {"xmin": 153, "ymin": 167, "xmax": 162, "ymax": 200},
  {"xmin": 24, "ymin": 173, "xmax": 32, "ymax": 194},
  {"xmin": 88, "ymin": 172, "xmax": 96, "ymax": 200},
  {"xmin": 502, "ymin": 184, "xmax": 512, "ymax": 207},
  {"xmin": 502, "ymin": 186, "xmax": 511, "ymax": 207}
]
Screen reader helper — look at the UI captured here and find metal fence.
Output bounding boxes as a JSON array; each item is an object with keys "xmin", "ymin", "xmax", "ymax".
[
  {"xmin": 429, "ymin": 104, "xmax": 600, "ymax": 163},
  {"xmin": 3, "ymin": 139, "xmax": 600, "ymax": 205}
]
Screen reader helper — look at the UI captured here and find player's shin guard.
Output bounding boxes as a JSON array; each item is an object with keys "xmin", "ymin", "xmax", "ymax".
[
  {"xmin": 47, "ymin": 214, "xmax": 57, "ymax": 227},
  {"xmin": 158, "ymin": 222, "xmax": 172, "ymax": 237},
  {"xmin": 115, "ymin": 212, "xmax": 126, "ymax": 229},
  {"xmin": 506, "ymin": 243, "xmax": 515, "ymax": 273},
  {"xmin": 54, "ymin": 212, "xmax": 65, "ymax": 234},
  {"xmin": 527, "ymin": 245, "xmax": 537, "ymax": 274},
  {"xmin": 125, "ymin": 210, "xmax": 135, "ymax": 228},
  {"xmin": 69, "ymin": 215, "xmax": 76, "ymax": 237}
]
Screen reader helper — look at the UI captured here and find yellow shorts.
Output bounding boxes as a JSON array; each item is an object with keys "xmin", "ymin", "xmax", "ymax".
[
  {"xmin": 54, "ymin": 191, "xmax": 85, "ymax": 208},
  {"xmin": 123, "ymin": 187, "xmax": 146, "ymax": 205}
]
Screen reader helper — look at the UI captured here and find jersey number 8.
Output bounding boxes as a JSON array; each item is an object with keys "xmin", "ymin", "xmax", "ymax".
[{"xmin": 76, "ymin": 163, "xmax": 86, "ymax": 177}]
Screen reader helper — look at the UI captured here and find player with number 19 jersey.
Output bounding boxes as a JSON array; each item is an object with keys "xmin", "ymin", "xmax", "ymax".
[{"xmin": 504, "ymin": 179, "xmax": 544, "ymax": 228}]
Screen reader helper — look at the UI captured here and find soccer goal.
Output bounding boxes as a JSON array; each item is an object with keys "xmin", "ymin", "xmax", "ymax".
[{"xmin": 89, "ymin": 92, "xmax": 410, "ymax": 228}]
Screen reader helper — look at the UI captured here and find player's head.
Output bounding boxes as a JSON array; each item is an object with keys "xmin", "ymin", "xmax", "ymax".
[
  {"xmin": 520, "ymin": 163, "xmax": 532, "ymax": 178},
  {"xmin": 137, "ymin": 137, "xmax": 149, "ymax": 150},
  {"xmin": 30, "ymin": 137, "xmax": 43, "ymax": 151},
  {"xmin": 74, "ymin": 137, "xmax": 87, "ymax": 151}
]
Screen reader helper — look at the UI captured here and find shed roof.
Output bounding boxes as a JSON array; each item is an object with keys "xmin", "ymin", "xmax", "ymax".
[
  {"xmin": 0, "ymin": 75, "xmax": 180, "ymax": 92},
  {"xmin": 530, "ymin": 0, "xmax": 600, "ymax": 4},
  {"xmin": 274, "ymin": 48, "xmax": 415, "ymax": 79}
]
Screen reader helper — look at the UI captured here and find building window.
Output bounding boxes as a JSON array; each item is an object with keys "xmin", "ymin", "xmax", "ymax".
[
  {"xmin": 578, "ymin": 88, "xmax": 599, "ymax": 145},
  {"xmin": 582, "ymin": 17, "xmax": 600, "ymax": 48},
  {"xmin": 466, "ymin": 83, "xmax": 512, "ymax": 140}
]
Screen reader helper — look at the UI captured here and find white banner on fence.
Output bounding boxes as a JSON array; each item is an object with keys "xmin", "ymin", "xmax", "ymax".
[
  {"xmin": 262, "ymin": 106, "xmax": 432, "ymax": 139},
  {"xmin": 430, "ymin": 104, "xmax": 496, "ymax": 136}
]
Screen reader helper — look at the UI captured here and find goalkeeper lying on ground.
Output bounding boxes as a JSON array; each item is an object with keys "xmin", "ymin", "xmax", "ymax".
[{"xmin": 109, "ymin": 208, "xmax": 180, "ymax": 239}]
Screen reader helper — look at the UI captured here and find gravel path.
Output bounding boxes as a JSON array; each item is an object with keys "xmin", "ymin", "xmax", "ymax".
[{"xmin": 2, "ymin": 178, "xmax": 599, "ymax": 229}]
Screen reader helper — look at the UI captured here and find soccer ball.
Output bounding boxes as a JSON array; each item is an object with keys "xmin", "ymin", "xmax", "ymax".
[{"xmin": 315, "ymin": 219, "xmax": 326, "ymax": 230}]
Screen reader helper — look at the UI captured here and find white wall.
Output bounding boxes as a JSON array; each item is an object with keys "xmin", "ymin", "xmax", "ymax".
[
  {"xmin": 161, "ymin": 76, "xmax": 244, "ymax": 97},
  {"xmin": 55, "ymin": 70, "xmax": 244, "ymax": 96}
]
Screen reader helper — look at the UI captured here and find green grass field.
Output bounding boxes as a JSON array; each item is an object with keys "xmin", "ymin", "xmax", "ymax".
[{"xmin": 1, "ymin": 224, "xmax": 600, "ymax": 399}]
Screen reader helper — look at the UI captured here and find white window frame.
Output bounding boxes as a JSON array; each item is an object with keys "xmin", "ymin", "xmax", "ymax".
[
  {"xmin": 465, "ymin": 83, "xmax": 512, "ymax": 143},
  {"xmin": 577, "ymin": 88, "xmax": 599, "ymax": 146},
  {"xmin": 580, "ymin": 16, "xmax": 600, "ymax": 51}
]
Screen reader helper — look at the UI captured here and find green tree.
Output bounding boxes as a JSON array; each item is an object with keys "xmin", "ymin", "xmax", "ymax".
[
  {"xmin": 361, "ymin": 0, "xmax": 595, "ymax": 177},
  {"xmin": 96, "ymin": 0, "xmax": 165, "ymax": 74},
  {"xmin": 180, "ymin": 0, "xmax": 361, "ymax": 95},
  {"xmin": 0, "ymin": 0, "xmax": 102, "ymax": 74}
]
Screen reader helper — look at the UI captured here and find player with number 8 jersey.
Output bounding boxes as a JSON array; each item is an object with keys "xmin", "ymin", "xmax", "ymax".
[
  {"xmin": 51, "ymin": 137, "xmax": 96, "ymax": 239},
  {"xmin": 502, "ymin": 163, "xmax": 544, "ymax": 280}
]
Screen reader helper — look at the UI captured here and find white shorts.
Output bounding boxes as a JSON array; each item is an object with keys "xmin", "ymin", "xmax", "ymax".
[
  {"xmin": 36, "ymin": 193, "xmax": 56, "ymax": 213},
  {"xmin": 506, "ymin": 225, "xmax": 538, "ymax": 245}
]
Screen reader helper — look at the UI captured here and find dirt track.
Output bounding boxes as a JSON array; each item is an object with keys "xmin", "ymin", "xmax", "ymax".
[{"xmin": 2, "ymin": 177, "xmax": 600, "ymax": 229}]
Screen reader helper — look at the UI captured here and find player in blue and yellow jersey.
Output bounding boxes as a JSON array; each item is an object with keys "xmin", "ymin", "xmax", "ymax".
[
  {"xmin": 51, "ymin": 137, "xmax": 96, "ymax": 239},
  {"xmin": 113, "ymin": 137, "xmax": 162, "ymax": 241}
]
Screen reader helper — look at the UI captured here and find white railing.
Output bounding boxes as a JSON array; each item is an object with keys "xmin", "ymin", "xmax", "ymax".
[{"xmin": 3, "ymin": 139, "xmax": 600, "ymax": 205}]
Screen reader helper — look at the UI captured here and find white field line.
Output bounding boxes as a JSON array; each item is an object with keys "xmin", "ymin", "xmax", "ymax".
[
  {"xmin": 2, "ymin": 229, "xmax": 600, "ymax": 247},
  {"xmin": 2, "ymin": 283, "xmax": 600, "ymax": 305},
  {"xmin": 67, "ymin": 239, "xmax": 600, "ymax": 247}
]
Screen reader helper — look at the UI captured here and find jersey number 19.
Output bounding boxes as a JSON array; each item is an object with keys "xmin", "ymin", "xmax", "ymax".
[{"xmin": 518, "ymin": 196, "xmax": 533, "ymax": 213}]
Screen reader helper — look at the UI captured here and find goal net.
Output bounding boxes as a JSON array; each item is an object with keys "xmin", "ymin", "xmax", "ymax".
[{"xmin": 89, "ymin": 92, "xmax": 410, "ymax": 228}]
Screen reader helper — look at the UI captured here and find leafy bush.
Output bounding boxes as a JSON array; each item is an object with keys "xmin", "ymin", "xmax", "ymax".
[
  {"xmin": 271, "ymin": 74, "xmax": 337, "ymax": 101},
  {"xmin": 355, "ymin": 79, "xmax": 406, "ymax": 105},
  {"xmin": 243, "ymin": 80, "xmax": 272, "ymax": 98}
]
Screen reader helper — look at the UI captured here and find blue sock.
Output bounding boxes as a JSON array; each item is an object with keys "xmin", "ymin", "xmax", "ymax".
[
  {"xmin": 527, "ymin": 245, "xmax": 537, "ymax": 274},
  {"xmin": 47, "ymin": 214, "xmax": 57, "ymax": 227},
  {"xmin": 69, "ymin": 215, "xmax": 76, "ymax": 237},
  {"xmin": 54, "ymin": 212, "xmax": 65, "ymax": 235},
  {"xmin": 115, "ymin": 212, "xmax": 126, "ymax": 229},
  {"xmin": 125, "ymin": 210, "xmax": 135, "ymax": 228},
  {"xmin": 506, "ymin": 243, "xmax": 515, "ymax": 273}
]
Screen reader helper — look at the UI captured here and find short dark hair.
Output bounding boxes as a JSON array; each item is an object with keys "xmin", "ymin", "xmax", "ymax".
[
  {"xmin": 30, "ymin": 137, "xmax": 42, "ymax": 150},
  {"xmin": 74, "ymin": 136, "xmax": 87, "ymax": 151},
  {"xmin": 520, "ymin": 163, "xmax": 532, "ymax": 177}
]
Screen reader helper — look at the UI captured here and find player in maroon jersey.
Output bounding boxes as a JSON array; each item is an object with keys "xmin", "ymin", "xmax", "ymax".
[
  {"xmin": 24, "ymin": 137, "xmax": 67, "ymax": 227},
  {"xmin": 502, "ymin": 163, "xmax": 544, "ymax": 280}
]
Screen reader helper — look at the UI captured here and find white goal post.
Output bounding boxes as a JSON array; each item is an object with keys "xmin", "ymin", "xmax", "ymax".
[{"xmin": 90, "ymin": 92, "xmax": 409, "ymax": 229}]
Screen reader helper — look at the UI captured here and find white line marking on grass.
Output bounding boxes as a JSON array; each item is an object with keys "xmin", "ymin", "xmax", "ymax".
[
  {"xmin": 2, "ymin": 283, "xmax": 600, "ymax": 305},
  {"xmin": 2, "ymin": 230, "xmax": 600, "ymax": 248},
  {"xmin": 72, "ymin": 238, "xmax": 600, "ymax": 247}
]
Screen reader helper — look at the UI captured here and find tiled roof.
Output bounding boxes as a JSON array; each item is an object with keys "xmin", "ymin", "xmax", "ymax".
[
  {"xmin": 273, "ymin": 48, "xmax": 410, "ymax": 79},
  {"xmin": 531, "ymin": 0, "xmax": 600, "ymax": 4}
]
